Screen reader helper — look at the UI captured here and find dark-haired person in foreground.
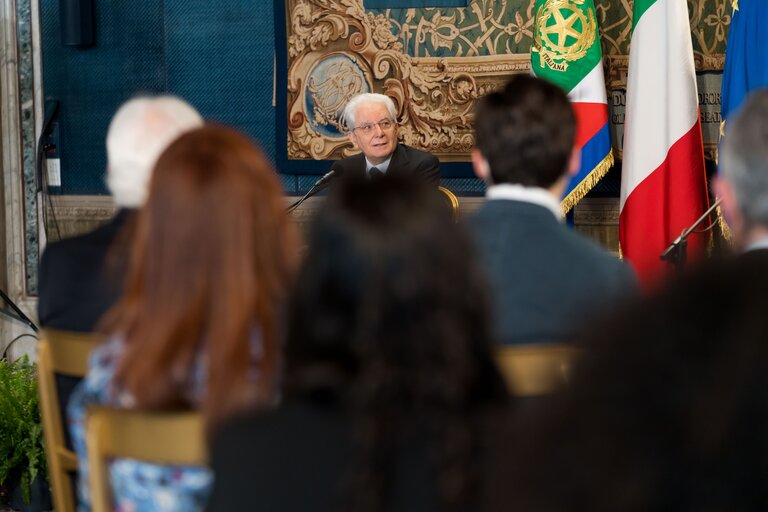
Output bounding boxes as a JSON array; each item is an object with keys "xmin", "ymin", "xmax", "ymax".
[
  {"xmin": 330, "ymin": 93, "xmax": 440, "ymax": 183},
  {"xmin": 470, "ymin": 75, "xmax": 635, "ymax": 345},
  {"xmin": 502, "ymin": 257, "xmax": 768, "ymax": 511},
  {"xmin": 208, "ymin": 176, "xmax": 511, "ymax": 512}
]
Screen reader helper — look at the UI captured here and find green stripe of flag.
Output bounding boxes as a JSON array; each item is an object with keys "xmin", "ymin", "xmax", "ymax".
[{"xmin": 631, "ymin": 0, "xmax": 657, "ymax": 32}]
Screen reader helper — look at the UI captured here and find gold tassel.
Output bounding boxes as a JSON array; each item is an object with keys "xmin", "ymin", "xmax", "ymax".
[
  {"xmin": 716, "ymin": 204, "xmax": 732, "ymax": 241},
  {"xmin": 560, "ymin": 150, "xmax": 615, "ymax": 215}
]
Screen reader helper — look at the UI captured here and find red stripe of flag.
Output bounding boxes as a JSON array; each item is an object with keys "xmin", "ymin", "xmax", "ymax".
[
  {"xmin": 571, "ymin": 102, "xmax": 609, "ymax": 148},
  {"xmin": 619, "ymin": 119, "xmax": 709, "ymax": 288}
]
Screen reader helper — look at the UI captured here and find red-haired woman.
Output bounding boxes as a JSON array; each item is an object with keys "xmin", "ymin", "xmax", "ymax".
[{"xmin": 67, "ymin": 124, "xmax": 298, "ymax": 511}]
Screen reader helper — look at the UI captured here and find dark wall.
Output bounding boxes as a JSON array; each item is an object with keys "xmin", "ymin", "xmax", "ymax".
[{"xmin": 41, "ymin": 1, "xmax": 278, "ymax": 195}]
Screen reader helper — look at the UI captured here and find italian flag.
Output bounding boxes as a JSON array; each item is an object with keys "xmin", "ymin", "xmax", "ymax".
[
  {"xmin": 531, "ymin": 0, "xmax": 613, "ymax": 213},
  {"xmin": 619, "ymin": 0, "xmax": 709, "ymax": 286}
]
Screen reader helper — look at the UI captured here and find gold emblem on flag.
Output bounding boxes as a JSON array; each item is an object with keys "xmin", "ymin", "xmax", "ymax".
[{"xmin": 534, "ymin": 0, "xmax": 597, "ymax": 72}]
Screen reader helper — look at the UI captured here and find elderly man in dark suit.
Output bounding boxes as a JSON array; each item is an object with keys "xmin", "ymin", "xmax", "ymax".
[
  {"xmin": 37, "ymin": 96, "xmax": 202, "ymax": 448},
  {"xmin": 331, "ymin": 93, "xmax": 440, "ymax": 183},
  {"xmin": 469, "ymin": 75, "xmax": 635, "ymax": 346},
  {"xmin": 38, "ymin": 96, "xmax": 202, "ymax": 331}
]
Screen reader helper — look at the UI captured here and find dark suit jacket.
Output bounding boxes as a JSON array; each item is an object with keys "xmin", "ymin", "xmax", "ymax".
[
  {"xmin": 38, "ymin": 208, "xmax": 134, "ymax": 332},
  {"xmin": 470, "ymin": 199, "xmax": 636, "ymax": 345},
  {"xmin": 331, "ymin": 143, "xmax": 440, "ymax": 184},
  {"xmin": 208, "ymin": 401, "xmax": 513, "ymax": 512},
  {"xmin": 38, "ymin": 208, "xmax": 134, "ymax": 447}
]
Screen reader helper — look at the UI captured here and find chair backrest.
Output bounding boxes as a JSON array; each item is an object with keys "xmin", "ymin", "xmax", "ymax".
[
  {"xmin": 37, "ymin": 329, "xmax": 102, "ymax": 512},
  {"xmin": 86, "ymin": 407, "xmax": 207, "ymax": 512},
  {"xmin": 438, "ymin": 186, "xmax": 460, "ymax": 221},
  {"xmin": 495, "ymin": 343, "xmax": 578, "ymax": 396}
]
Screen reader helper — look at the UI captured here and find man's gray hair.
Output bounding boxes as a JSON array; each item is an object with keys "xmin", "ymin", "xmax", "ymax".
[
  {"xmin": 720, "ymin": 89, "xmax": 768, "ymax": 227},
  {"xmin": 343, "ymin": 93, "xmax": 397, "ymax": 131},
  {"xmin": 106, "ymin": 96, "xmax": 203, "ymax": 208}
]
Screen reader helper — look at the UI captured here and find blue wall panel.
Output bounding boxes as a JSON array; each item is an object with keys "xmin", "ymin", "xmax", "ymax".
[
  {"xmin": 164, "ymin": 1, "xmax": 276, "ymax": 162},
  {"xmin": 41, "ymin": 1, "xmax": 166, "ymax": 194},
  {"xmin": 40, "ymin": 1, "xmax": 276, "ymax": 195}
]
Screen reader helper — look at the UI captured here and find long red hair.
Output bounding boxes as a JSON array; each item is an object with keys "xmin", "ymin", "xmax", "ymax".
[{"xmin": 103, "ymin": 124, "xmax": 298, "ymax": 431}]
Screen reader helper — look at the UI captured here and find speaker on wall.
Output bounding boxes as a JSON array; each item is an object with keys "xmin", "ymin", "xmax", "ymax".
[{"xmin": 60, "ymin": 0, "xmax": 95, "ymax": 47}]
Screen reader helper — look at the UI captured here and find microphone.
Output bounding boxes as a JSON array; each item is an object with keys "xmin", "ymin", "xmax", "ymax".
[
  {"xmin": 287, "ymin": 165, "xmax": 343, "ymax": 213},
  {"xmin": 314, "ymin": 168, "xmax": 340, "ymax": 188}
]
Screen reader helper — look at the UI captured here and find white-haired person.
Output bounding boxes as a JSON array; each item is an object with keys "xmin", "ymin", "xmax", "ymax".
[
  {"xmin": 330, "ymin": 93, "xmax": 440, "ymax": 183},
  {"xmin": 38, "ymin": 95, "xmax": 202, "ymax": 331},
  {"xmin": 716, "ymin": 89, "xmax": 768, "ymax": 254},
  {"xmin": 37, "ymin": 96, "xmax": 202, "ymax": 458}
]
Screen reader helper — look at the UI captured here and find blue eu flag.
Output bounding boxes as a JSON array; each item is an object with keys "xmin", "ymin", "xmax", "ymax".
[{"xmin": 721, "ymin": 0, "xmax": 768, "ymax": 125}]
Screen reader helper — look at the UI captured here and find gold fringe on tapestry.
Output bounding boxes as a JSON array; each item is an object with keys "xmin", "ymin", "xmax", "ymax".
[{"xmin": 560, "ymin": 150, "xmax": 615, "ymax": 215}]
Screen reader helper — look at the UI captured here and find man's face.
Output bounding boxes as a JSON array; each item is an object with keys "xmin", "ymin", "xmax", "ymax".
[{"xmin": 348, "ymin": 102, "xmax": 398, "ymax": 165}]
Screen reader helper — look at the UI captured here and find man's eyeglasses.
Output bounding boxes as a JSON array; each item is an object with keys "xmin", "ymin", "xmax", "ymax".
[{"xmin": 352, "ymin": 119, "xmax": 397, "ymax": 135}]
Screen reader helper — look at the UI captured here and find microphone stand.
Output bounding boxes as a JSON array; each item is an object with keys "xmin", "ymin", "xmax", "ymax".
[
  {"xmin": 286, "ymin": 169, "xmax": 339, "ymax": 213},
  {"xmin": 660, "ymin": 198, "xmax": 721, "ymax": 274}
]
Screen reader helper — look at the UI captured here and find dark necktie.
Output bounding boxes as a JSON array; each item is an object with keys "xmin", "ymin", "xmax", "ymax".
[{"xmin": 369, "ymin": 167, "xmax": 384, "ymax": 180}]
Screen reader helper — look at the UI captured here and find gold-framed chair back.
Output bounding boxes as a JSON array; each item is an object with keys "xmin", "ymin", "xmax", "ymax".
[
  {"xmin": 37, "ymin": 329, "xmax": 102, "ymax": 512},
  {"xmin": 86, "ymin": 408, "xmax": 207, "ymax": 512},
  {"xmin": 438, "ymin": 186, "xmax": 460, "ymax": 221},
  {"xmin": 495, "ymin": 343, "xmax": 578, "ymax": 397}
]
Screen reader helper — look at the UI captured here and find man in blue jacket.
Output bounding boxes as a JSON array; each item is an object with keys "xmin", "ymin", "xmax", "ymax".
[{"xmin": 470, "ymin": 75, "xmax": 635, "ymax": 345}]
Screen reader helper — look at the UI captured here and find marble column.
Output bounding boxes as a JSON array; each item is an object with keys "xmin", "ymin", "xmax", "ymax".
[{"xmin": 0, "ymin": 0, "xmax": 41, "ymax": 360}]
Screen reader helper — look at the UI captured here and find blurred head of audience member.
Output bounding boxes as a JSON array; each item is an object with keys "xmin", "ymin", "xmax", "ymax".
[
  {"xmin": 106, "ymin": 95, "xmax": 203, "ymax": 208},
  {"xmin": 103, "ymin": 124, "xmax": 298, "ymax": 430},
  {"xmin": 285, "ymin": 175, "xmax": 507, "ymax": 511},
  {"xmin": 717, "ymin": 89, "xmax": 768, "ymax": 250},
  {"xmin": 504, "ymin": 258, "xmax": 768, "ymax": 511},
  {"xmin": 472, "ymin": 74, "xmax": 579, "ymax": 196}
]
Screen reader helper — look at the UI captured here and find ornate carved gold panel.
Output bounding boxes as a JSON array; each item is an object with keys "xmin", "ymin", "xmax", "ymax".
[{"xmin": 284, "ymin": 0, "xmax": 729, "ymax": 162}]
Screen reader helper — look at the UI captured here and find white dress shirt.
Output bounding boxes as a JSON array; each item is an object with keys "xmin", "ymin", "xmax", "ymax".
[
  {"xmin": 365, "ymin": 156, "xmax": 392, "ymax": 175},
  {"xmin": 486, "ymin": 183, "xmax": 563, "ymax": 222}
]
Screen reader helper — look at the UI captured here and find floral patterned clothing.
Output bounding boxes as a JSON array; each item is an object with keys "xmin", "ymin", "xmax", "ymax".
[{"xmin": 67, "ymin": 337, "xmax": 212, "ymax": 512}]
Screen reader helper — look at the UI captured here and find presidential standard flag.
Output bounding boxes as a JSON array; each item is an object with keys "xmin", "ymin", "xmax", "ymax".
[
  {"xmin": 531, "ymin": 0, "xmax": 613, "ymax": 213},
  {"xmin": 619, "ymin": 0, "xmax": 709, "ymax": 286}
]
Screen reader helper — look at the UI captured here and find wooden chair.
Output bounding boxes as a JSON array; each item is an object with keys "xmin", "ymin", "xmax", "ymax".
[
  {"xmin": 495, "ymin": 343, "xmax": 578, "ymax": 397},
  {"xmin": 37, "ymin": 329, "xmax": 102, "ymax": 512},
  {"xmin": 86, "ymin": 408, "xmax": 207, "ymax": 512}
]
